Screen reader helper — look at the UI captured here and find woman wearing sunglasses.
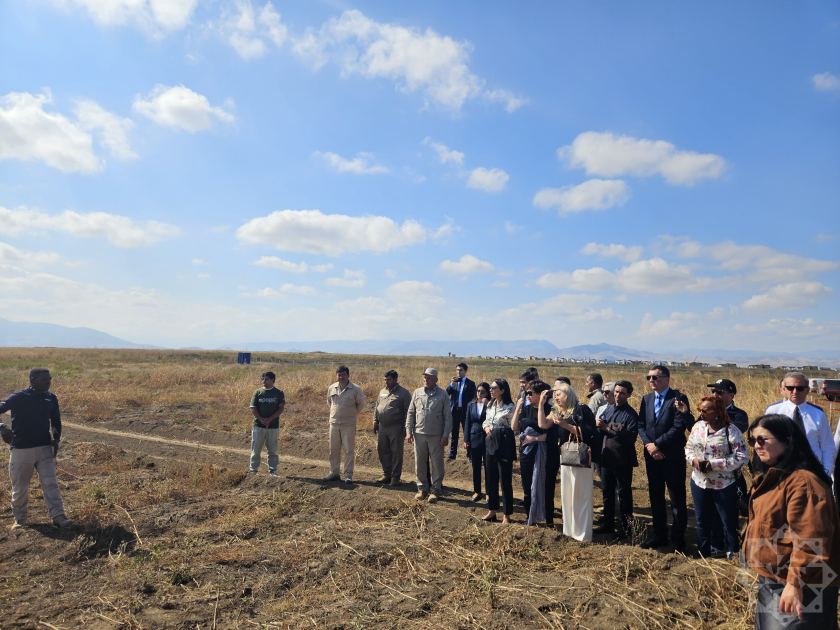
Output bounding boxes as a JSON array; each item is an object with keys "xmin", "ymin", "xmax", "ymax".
[
  {"xmin": 511, "ymin": 380, "xmax": 554, "ymax": 526},
  {"xmin": 482, "ymin": 379, "xmax": 516, "ymax": 524},
  {"xmin": 463, "ymin": 382, "xmax": 491, "ymax": 502},
  {"xmin": 684, "ymin": 396, "xmax": 748, "ymax": 559},
  {"xmin": 743, "ymin": 414, "xmax": 840, "ymax": 629}
]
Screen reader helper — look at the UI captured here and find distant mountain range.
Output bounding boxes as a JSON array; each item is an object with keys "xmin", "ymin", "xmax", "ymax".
[
  {"xmin": 0, "ymin": 318, "xmax": 836, "ymax": 368},
  {"xmin": 0, "ymin": 317, "xmax": 157, "ymax": 349}
]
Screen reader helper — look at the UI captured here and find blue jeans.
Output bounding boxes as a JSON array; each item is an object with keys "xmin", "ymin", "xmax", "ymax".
[{"xmin": 690, "ymin": 478, "xmax": 739, "ymax": 556}]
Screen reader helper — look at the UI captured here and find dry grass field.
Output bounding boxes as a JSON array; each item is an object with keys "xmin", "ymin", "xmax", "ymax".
[{"xmin": 0, "ymin": 348, "xmax": 836, "ymax": 629}]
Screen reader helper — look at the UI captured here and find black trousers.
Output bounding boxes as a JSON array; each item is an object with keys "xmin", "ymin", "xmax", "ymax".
[
  {"xmin": 449, "ymin": 410, "xmax": 466, "ymax": 457},
  {"xmin": 599, "ymin": 464, "xmax": 634, "ymax": 531},
  {"xmin": 484, "ymin": 452, "xmax": 514, "ymax": 515},
  {"xmin": 644, "ymin": 455, "xmax": 687, "ymax": 541},
  {"xmin": 545, "ymin": 454, "xmax": 559, "ymax": 525},
  {"xmin": 467, "ymin": 444, "xmax": 485, "ymax": 495},
  {"xmin": 520, "ymin": 451, "xmax": 536, "ymax": 510}
]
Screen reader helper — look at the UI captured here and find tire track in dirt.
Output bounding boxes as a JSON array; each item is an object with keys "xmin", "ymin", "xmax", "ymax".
[{"xmin": 63, "ymin": 421, "xmax": 476, "ymax": 493}]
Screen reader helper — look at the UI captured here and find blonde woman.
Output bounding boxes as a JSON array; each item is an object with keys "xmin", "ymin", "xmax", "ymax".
[{"xmin": 539, "ymin": 382, "xmax": 598, "ymax": 542}]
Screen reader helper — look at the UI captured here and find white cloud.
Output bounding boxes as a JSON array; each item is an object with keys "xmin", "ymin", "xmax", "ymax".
[
  {"xmin": 536, "ymin": 257, "xmax": 713, "ymax": 294},
  {"xmin": 291, "ymin": 10, "xmax": 524, "ymax": 112},
  {"xmin": 313, "ymin": 151, "xmax": 388, "ymax": 175},
  {"xmin": 812, "ymin": 72, "xmax": 840, "ymax": 92},
  {"xmin": 0, "ymin": 90, "xmax": 101, "ymax": 173},
  {"xmin": 491, "ymin": 281, "xmax": 509, "ymax": 288},
  {"xmin": 192, "ymin": 258, "xmax": 208, "ymax": 265},
  {"xmin": 0, "ymin": 205, "xmax": 180, "ymax": 247},
  {"xmin": 533, "ymin": 179, "xmax": 629, "ymax": 213},
  {"xmin": 483, "ymin": 88, "xmax": 528, "ymax": 113},
  {"xmin": 325, "ymin": 268, "xmax": 366, "ymax": 288},
  {"xmin": 252, "ymin": 257, "xmax": 306, "ymax": 272},
  {"xmin": 741, "ymin": 282, "xmax": 834, "ymax": 312},
  {"xmin": 636, "ymin": 308, "xmax": 725, "ymax": 339},
  {"xmin": 466, "ymin": 167, "xmax": 509, "ymax": 193},
  {"xmin": 382, "ymin": 269, "xmax": 397, "ymax": 280},
  {"xmin": 236, "ymin": 209, "xmax": 452, "ymax": 256},
  {"xmin": 312, "ymin": 263, "xmax": 334, "ymax": 273},
  {"xmin": 815, "ymin": 233, "xmax": 839, "ymax": 242},
  {"xmin": 423, "ymin": 138, "xmax": 464, "ymax": 165},
  {"xmin": 580, "ymin": 242, "xmax": 644, "ymax": 263},
  {"xmin": 498, "ymin": 293, "xmax": 615, "ymax": 323},
  {"xmin": 0, "ymin": 242, "xmax": 63, "ymax": 269},
  {"xmin": 248, "ymin": 287, "xmax": 286, "ymax": 299},
  {"xmin": 216, "ymin": 0, "xmax": 287, "ymax": 60},
  {"xmin": 280, "ymin": 283, "xmax": 316, "ymax": 295},
  {"xmin": 74, "ymin": 99, "xmax": 137, "ymax": 161},
  {"xmin": 504, "ymin": 221, "xmax": 522, "ymax": 234},
  {"xmin": 132, "ymin": 85, "xmax": 235, "ymax": 132},
  {"xmin": 60, "ymin": 0, "xmax": 199, "ymax": 36},
  {"xmin": 197, "ymin": 273, "xmax": 210, "ymax": 279},
  {"xmin": 558, "ymin": 131, "xmax": 726, "ymax": 186},
  {"xmin": 211, "ymin": 225, "xmax": 230, "ymax": 233},
  {"xmin": 439, "ymin": 254, "xmax": 494, "ymax": 275}
]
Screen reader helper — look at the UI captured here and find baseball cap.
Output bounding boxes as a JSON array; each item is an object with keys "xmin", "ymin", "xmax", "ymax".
[
  {"xmin": 423, "ymin": 368, "xmax": 438, "ymax": 377},
  {"xmin": 707, "ymin": 379, "xmax": 736, "ymax": 394}
]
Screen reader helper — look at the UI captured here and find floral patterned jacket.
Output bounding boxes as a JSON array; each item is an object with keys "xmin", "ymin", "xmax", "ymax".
[{"xmin": 684, "ymin": 421, "xmax": 749, "ymax": 489}]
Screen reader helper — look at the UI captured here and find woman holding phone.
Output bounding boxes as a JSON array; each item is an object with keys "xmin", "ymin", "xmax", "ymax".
[
  {"xmin": 482, "ymin": 379, "xmax": 516, "ymax": 524},
  {"xmin": 684, "ymin": 396, "xmax": 748, "ymax": 559}
]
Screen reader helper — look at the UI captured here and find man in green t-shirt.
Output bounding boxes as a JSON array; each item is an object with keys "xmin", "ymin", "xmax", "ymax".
[{"xmin": 248, "ymin": 371, "xmax": 285, "ymax": 476}]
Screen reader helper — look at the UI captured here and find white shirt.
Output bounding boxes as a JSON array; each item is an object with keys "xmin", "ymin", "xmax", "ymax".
[{"xmin": 765, "ymin": 399, "xmax": 836, "ymax": 477}]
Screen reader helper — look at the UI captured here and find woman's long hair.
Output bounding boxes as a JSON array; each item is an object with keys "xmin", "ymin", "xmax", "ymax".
[
  {"xmin": 550, "ymin": 381, "xmax": 579, "ymax": 418},
  {"xmin": 490, "ymin": 379, "xmax": 513, "ymax": 406},
  {"xmin": 698, "ymin": 395, "xmax": 730, "ymax": 425},
  {"xmin": 529, "ymin": 380, "xmax": 552, "ymax": 416},
  {"xmin": 749, "ymin": 413, "xmax": 832, "ymax": 486}
]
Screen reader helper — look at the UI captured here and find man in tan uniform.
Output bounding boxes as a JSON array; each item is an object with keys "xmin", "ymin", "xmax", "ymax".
[
  {"xmin": 373, "ymin": 369, "xmax": 412, "ymax": 486},
  {"xmin": 406, "ymin": 368, "xmax": 452, "ymax": 503},
  {"xmin": 324, "ymin": 366, "xmax": 364, "ymax": 484}
]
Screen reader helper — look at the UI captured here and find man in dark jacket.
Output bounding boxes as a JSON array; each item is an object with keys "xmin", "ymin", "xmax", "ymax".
[
  {"xmin": 445, "ymin": 363, "xmax": 476, "ymax": 460},
  {"xmin": 0, "ymin": 369, "xmax": 72, "ymax": 530},
  {"xmin": 594, "ymin": 380, "xmax": 638, "ymax": 539},
  {"xmin": 638, "ymin": 365, "xmax": 693, "ymax": 552}
]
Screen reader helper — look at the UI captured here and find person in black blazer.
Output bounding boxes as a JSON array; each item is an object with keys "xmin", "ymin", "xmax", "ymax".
[
  {"xmin": 462, "ymin": 382, "xmax": 490, "ymax": 501},
  {"xmin": 445, "ymin": 362, "xmax": 477, "ymax": 460},
  {"xmin": 594, "ymin": 380, "xmax": 639, "ymax": 539},
  {"xmin": 638, "ymin": 365, "xmax": 693, "ymax": 552}
]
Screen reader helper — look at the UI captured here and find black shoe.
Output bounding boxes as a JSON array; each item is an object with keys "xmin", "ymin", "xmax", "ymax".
[
  {"xmin": 673, "ymin": 539, "xmax": 686, "ymax": 554},
  {"xmin": 516, "ymin": 499, "xmax": 526, "ymax": 507},
  {"xmin": 447, "ymin": 455, "xmax": 456, "ymax": 461},
  {"xmin": 470, "ymin": 493, "xmax": 483, "ymax": 502},
  {"xmin": 595, "ymin": 515, "xmax": 606, "ymax": 525},
  {"xmin": 640, "ymin": 536, "xmax": 668, "ymax": 550},
  {"xmin": 593, "ymin": 524, "xmax": 615, "ymax": 535}
]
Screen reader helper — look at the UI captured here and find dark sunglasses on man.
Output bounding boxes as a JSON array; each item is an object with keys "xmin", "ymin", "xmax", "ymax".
[{"xmin": 784, "ymin": 385, "xmax": 807, "ymax": 393}]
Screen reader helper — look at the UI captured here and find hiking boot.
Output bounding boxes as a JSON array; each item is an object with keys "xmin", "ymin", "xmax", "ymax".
[
  {"xmin": 377, "ymin": 475, "xmax": 391, "ymax": 484},
  {"xmin": 427, "ymin": 494, "xmax": 439, "ymax": 504},
  {"xmin": 322, "ymin": 473, "xmax": 340, "ymax": 481},
  {"xmin": 390, "ymin": 477, "xmax": 401, "ymax": 486},
  {"xmin": 10, "ymin": 519, "xmax": 26, "ymax": 531},
  {"xmin": 414, "ymin": 491, "xmax": 428, "ymax": 501},
  {"xmin": 52, "ymin": 514, "xmax": 73, "ymax": 528}
]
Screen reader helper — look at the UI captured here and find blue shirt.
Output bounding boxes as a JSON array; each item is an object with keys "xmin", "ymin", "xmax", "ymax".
[{"xmin": 0, "ymin": 387, "xmax": 62, "ymax": 449}]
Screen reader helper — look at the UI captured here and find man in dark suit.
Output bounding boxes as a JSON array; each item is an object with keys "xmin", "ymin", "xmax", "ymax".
[
  {"xmin": 445, "ymin": 362, "xmax": 476, "ymax": 460},
  {"xmin": 594, "ymin": 380, "xmax": 639, "ymax": 540},
  {"xmin": 638, "ymin": 365, "xmax": 692, "ymax": 552}
]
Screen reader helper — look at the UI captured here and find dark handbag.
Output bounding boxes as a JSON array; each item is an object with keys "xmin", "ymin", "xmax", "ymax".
[{"xmin": 561, "ymin": 425, "xmax": 591, "ymax": 468}]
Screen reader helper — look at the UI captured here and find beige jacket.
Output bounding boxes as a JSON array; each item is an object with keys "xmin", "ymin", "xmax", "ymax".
[
  {"xmin": 374, "ymin": 384, "xmax": 412, "ymax": 428},
  {"xmin": 406, "ymin": 386, "xmax": 452, "ymax": 437},
  {"xmin": 327, "ymin": 381, "xmax": 364, "ymax": 425}
]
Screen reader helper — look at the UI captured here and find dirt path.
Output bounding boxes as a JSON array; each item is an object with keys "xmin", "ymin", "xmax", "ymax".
[{"xmin": 63, "ymin": 420, "xmax": 477, "ymax": 493}]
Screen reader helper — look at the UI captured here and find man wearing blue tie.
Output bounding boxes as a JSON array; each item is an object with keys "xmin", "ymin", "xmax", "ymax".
[
  {"xmin": 445, "ymin": 363, "xmax": 477, "ymax": 460},
  {"xmin": 638, "ymin": 365, "xmax": 692, "ymax": 552}
]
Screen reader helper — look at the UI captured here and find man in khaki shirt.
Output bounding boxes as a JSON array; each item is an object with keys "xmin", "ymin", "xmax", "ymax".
[
  {"xmin": 406, "ymin": 368, "xmax": 452, "ymax": 502},
  {"xmin": 324, "ymin": 366, "xmax": 365, "ymax": 483},
  {"xmin": 373, "ymin": 370, "xmax": 412, "ymax": 486}
]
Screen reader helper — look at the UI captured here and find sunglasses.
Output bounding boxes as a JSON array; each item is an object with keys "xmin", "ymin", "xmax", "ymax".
[
  {"xmin": 784, "ymin": 385, "xmax": 807, "ymax": 393},
  {"xmin": 646, "ymin": 375, "xmax": 662, "ymax": 381},
  {"xmin": 489, "ymin": 385, "xmax": 500, "ymax": 390},
  {"xmin": 698, "ymin": 407, "xmax": 716, "ymax": 415},
  {"xmin": 748, "ymin": 436, "xmax": 778, "ymax": 447},
  {"xmin": 711, "ymin": 389, "xmax": 726, "ymax": 395},
  {"xmin": 602, "ymin": 390, "xmax": 611, "ymax": 395},
  {"xmin": 260, "ymin": 376, "xmax": 273, "ymax": 381}
]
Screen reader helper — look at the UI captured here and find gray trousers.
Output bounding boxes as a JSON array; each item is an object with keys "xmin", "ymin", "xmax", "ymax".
[
  {"xmin": 10, "ymin": 445, "xmax": 65, "ymax": 521},
  {"xmin": 377, "ymin": 424, "xmax": 404, "ymax": 479},
  {"xmin": 250, "ymin": 427, "xmax": 279, "ymax": 472},
  {"xmin": 413, "ymin": 433, "xmax": 444, "ymax": 495},
  {"xmin": 329, "ymin": 423, "xmax": 356, "ymax": 478}
]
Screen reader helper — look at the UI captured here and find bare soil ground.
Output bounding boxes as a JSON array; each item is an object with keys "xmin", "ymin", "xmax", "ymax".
[{"xmin": 0, "ymin": 412, "xmax": 754, "ymax": 630}]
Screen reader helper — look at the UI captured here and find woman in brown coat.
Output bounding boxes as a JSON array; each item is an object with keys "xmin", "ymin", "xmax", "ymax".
[{"xmin": 743, "ymin": 413, "xmax": 840, "ymax": 630}]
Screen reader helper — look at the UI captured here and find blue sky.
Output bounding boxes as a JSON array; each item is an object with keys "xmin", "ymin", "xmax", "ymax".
[{"xmin": 1, "ymin": 1, "xmax": 838, "ymax": 350}]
